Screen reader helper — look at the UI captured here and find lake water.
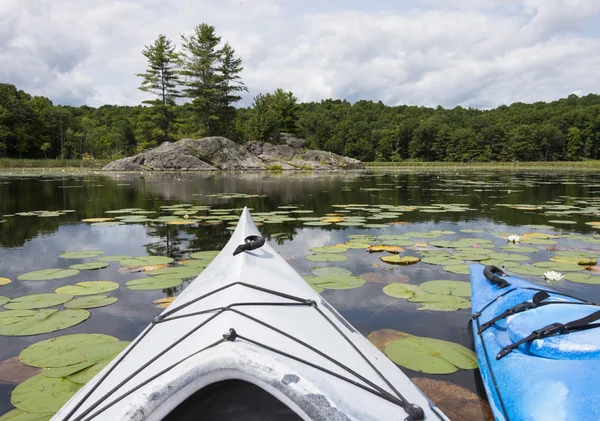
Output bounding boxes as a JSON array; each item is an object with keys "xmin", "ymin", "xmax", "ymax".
[{"xmin": 0, "ymin": 170, "xmax": 599, "ymax": 419}]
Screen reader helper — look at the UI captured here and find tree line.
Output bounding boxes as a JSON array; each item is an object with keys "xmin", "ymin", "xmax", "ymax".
[{"xmin": 0, "ymin": 23, "xmax": 599, "ymax": 162}]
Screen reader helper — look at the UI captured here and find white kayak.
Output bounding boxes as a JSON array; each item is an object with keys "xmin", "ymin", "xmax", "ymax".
[{"xmin": 52, "ymin": 208, "xmax": 449, "ymax": 421}]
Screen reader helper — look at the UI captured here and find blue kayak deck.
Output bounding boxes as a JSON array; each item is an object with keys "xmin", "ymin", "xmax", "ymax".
[{"xmin": 470, "ymin": 264, "xmax": 600, "ymax": 421}]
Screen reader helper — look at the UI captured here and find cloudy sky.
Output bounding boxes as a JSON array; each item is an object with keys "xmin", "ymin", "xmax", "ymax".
[{"xmin": 1, "ymin": 0, "xmax": 599, "ymax": 109}]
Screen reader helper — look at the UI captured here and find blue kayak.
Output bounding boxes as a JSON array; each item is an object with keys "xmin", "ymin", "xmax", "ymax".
[{"xmin": 470, "ymin": 264, "xmax": 600, "ymax": 421}]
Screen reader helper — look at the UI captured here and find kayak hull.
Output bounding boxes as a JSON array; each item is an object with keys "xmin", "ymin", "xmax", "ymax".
[
  {"xmin": 52, "ymin": 208, "xmax": 448, "ymax": 421},
  {"xmin": 470, "ymin": 264, "xmax": 600, "ymax": 421}
]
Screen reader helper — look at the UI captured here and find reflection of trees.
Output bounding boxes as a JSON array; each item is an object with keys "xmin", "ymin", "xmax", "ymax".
[{"xmin": 1, "ymin": 171, "xmax": 599, "ymax": 249}]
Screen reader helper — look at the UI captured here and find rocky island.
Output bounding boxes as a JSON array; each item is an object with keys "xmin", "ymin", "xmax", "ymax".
[{"xmin": 103, "ymin": 134, "xmax": 364, "ymax": 171}]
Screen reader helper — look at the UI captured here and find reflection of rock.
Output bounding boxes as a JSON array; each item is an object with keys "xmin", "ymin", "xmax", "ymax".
[
  {"xmin": 103, "ymin": 136, "xmax": 364, "ymax": 171},
  {"xmin": 411, "ymin": 377, "xmax": 494, "ymax": 421}
]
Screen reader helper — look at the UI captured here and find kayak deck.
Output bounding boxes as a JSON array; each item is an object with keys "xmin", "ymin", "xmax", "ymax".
[
  {"xmin": 52, "ymin": 208, "xmax": 447, "ymax": 421},
  {"xmin": 471, "ymin": 264, "xmax": 600, "ymax": 421}
]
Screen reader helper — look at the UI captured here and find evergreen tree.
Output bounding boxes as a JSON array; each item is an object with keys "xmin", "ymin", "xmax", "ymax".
[
  {"xmin": 136, "ymin": 34, "xmax": 180, "ymax": 144},
  {"xmin": 217, "ymin": 42, "xmax": 247, "ymax": 134},
  {"xmin": 179, "ymin": 24, "xmax": 222, "ymax": 136}
]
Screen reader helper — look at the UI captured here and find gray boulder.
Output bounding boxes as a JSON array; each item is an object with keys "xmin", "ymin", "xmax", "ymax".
[{"xmin": 103, "ymin": 136, "xmax": 364, "ymax": 171}]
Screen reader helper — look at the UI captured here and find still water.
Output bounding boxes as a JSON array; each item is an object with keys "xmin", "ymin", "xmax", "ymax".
[{"xmin": 0, "ymin": 170, "xmax": 599, "ymax": 419}]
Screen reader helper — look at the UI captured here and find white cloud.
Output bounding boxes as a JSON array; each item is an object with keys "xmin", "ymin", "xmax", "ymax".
[{"xmin": 0, "ymin": 0, "xmax": 599, "ymax": 108}]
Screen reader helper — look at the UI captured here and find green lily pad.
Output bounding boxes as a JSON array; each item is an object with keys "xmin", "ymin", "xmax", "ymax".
[
  {"xmin": 189, "ymin": 250, "xmax": 220, "ymax": 262},
  {"xmin": 342, "ymin": 242, "xmax": 372, "ymax": 249},
  {"xmin": 408, "ymin": 294, "xmax": 471, "ymax": 311},
  {"xmin": 310, "ymin": 267, "xmax": 352, "ymax": 277},
  {"xmin": 303, "ymin": 221, "xmax": 331, "ymax": 226},
  {"xmin": 0, "ymin": 309, "xmax": 90, "ymax": 336},
  {"xmin": 126, "ymin": 276, "xmax": 183, "ymax": 291},
  {"xmin": 383, "ymin": 284, "xmax": 425, "ymax": 299},
  {"xmin": 69, "ymin": 262, "xmax": 109, "ymax": 271},
  {"xmin": 19, "ymin": 334, "xmax": 118, "ymax": 368},
  {"xmin": 489, "ymin": 253, "xmax": 530, "ymax": 262},
  {"xmin": 520, "ymin": 238, "xmax": 558, "ymax": 245},
  {"xmin": 310, "ymin": 246, "xmax": 348, "ymax": 254},
  {"xmin": 77, "ymin": 340, "xmax": 129, "ymax": 364},
  {"xmin": 443, "ymin": 264, "xmax": 471, "ymax": 274},
  {"xmin": 11, "ymin": 374, "xmax": 82, "ymax": 413},
  {"xmin": 0, "ymin": 409, "xmax": 53, "ymax": 420},
  {"xmin": 17, "ymin": 269, "xmax": 80, "ymax": 281},
  {"xmin": 55, "ymin": 281, "xmax": 119, "ymax": 296},
  {"xmin": 419, "ymin": 281, "xmax": 471, "ymax": 297},
  {"xmin": 64, "ymin": 295, "xmax": 118, "ymax": 309},
  {"xmin": 0, "ymin": 296, "xmax": 7, "ymax": 306},
  {"xmin": 301, "ymin": 276, "xmax": 324, "ymax": 293},
  {"xmin": 4, "ymin": 294, "xmax": 73, "ymax": 310},
  {"xmin": 307, "ymin": 275, "xmax": 365, "ymax": 290},
  {"xmin": 381, "ymin": 255, "xmax": 420, "ymax": 265},
  {"xmin": 548, "ymin": 220, "xmax": 577, "ymax": 225},
  {"xmin": 459, "ymin": 229, "xmax": 486, "ymax": 233},
  {"xmin": 506, "ymin": 266, "xmax": 548, "ymax": 276},
  {"xmin": 119, "ymin": 256, "xmax": 174, "ymax": 267},
  {"xmin": 421, "ymin": 256, "xmax": 464, "ymax": 266},
  {"xmin": 499, "ymin": 246, "xmax": 539, "ymax": 253},
  {"xmin": 384, "ymin": 332, "xmax": 478, "ymax": 374},
  {"xmin": 564, "ymin": 273, "xmax": 600, "ymax": 284},
  {"xmin": 305, "ymin": 254, "xmax": 349, "ymax": 262},
  {"xmin": 148, "ymin": 266, "xmax": 202, "ymax": 278},
  {"xmin": 532, "ymin": 262, "xmax": 586, "ymax": 272},
  {"xmin": 59, "ymin": 251, "xmax": 105, "ymax": 259},
  {"xmin": 97, "ymin": 255, "xmax": 133, "ymax": 262}
]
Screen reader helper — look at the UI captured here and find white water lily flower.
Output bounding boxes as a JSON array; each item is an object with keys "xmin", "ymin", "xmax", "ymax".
[
  {"xmin": 183, "ymin": 214, "xmax": 189, "ymax": 220},
  {"xmin": 543, "ymin": 270, "xmax": 564, "ymax": 283},
  {"xmin": 507, "ymin": 235, "xmax": 521, "ymax": 243}
]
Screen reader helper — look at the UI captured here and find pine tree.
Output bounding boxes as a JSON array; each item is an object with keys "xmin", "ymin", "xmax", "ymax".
[
  {"xmin": 217, "ymin": 42, "xmax": 247, "ymax": 134},
  {"xmin": 136, "ymin": 34, "xmax": 180, "ymax": 144},
  {"xmin": 179, "ymin": 24, "xmax": 222, "ymax": 136}
]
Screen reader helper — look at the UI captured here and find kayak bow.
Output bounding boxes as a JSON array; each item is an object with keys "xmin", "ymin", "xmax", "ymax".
[
  {"xmin": 471, "ymin": 264, "xmax": 600, "ymax": 421},
  {"xmin": 52, "ymin": 208, "xmax": 448, "ymax": 421}
]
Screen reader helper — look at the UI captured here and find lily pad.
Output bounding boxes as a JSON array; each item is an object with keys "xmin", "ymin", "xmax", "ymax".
[
  {"xmin": 305, "ymin": 254, "xmax": 348, "ymax": 262},
  {"xmin": 408, "ymin": 294, "xmax": 471, "ymax": 311},
  {"xmin": 307, "ymin": 275, "xmax": 365, "ymax": 290},
  {"xmin": 0, "ymin": 309, "xmax": 90, "ymax": 336},
  {"xmin": 55, "ymin": 281, "xmax": 119, "ymax": 296},
  {"xmin": 499, "ymin": 246, "xmax": 539, "ymax": 253},
  {"xmin": 532, "ymin": 262, "xmax": 586, "ymax": 272},
  {"xmin": 380, "ymin": 255, "xmax": 420, "ymax": 265},
  {"xmin": 119, "ymin": 256, "xmax": 174, "ymax": 267},
  {"xmin": 507, "ymin": 265, "xmax": 548, "ymax": 276},
  {"xmin": 442, "ymin": 264, "xmax": 471, "ymax": 274},
  {"xmin": 0, "ymin": 409, "xmax": 54, "ymax": 420},
  {"xmin": 310, "ymin": 267, "xmax": 352, "ymax": 277},
  {"xmin": 96, "ymin": 255, "xmax": 133, "ymax": 262},
  {"xmin": 126, "ymin": 276, "xmax": 183, "ymax": 291},
  {"xmin": 310, "ymin": 246, "xmax": 348, "ymax": 254},
  {"xmin": 419, "ymin": 280, "xmax": 471, "ymax": 297},
  {"xmin": 489, "ymin": 253, "xmax": 530, "ymax": 262},
  {"xmin": 59, "ymin": 251, "xmax": 105, "ymax": 259},
  {"xmin": 81, "ymin": 218, "xmax": 114, "ymax": 223},
  {"xmin": 0, "ymin": 296, "xmax": 8, "ymax": 306},
  {"xmin": 367, "ymin": 245, "xmax": 404, "ymax": 253},
  {"xmin": 64, "ymin": 295, "xmax": 118, "ymax": 309},
  {"xmin": 384, "ymin": 332, "xmax": 478, "ymax": 374},
  {"xmin": 11, "ymin": 374, "xmax": 82, "ymax": 413},
  {"xmin": 189, "ymin": 250, "xmax": 220, "ymax": 262},
  {"xmin": 19, "ymin": 334, "xmax": 118, "ymax": 368},
  {"xmin": 148, "ymin": 266, "xmax": 202, "ymax": 278},
  {"xmin": 69, "ymin": 262, "xmax": 109, "ymax": 271},
  {"xmin": 564, "ymin": 273, "xmax": 600, "ymax": 284},
  {"xmin": 0, "ymin": 357, "xmax": 41, "ymax": 385},
  {"xmin": 301, "ymin": 276, "xmax": 324, "ymax": 293},
  {"xmin": 383, "ymin": 283, "xmax": 425, "ymax": 299},
  {"xmin": 0, "ymin": 277, "xmax": 11, "ymax": 286},
  {"xmin": 3, "ymin": 294, "xmax": 73, "ymax": 310},
  {"xmin": 17, "ymin": 269, "xmax": 79, "ymax": 282}
]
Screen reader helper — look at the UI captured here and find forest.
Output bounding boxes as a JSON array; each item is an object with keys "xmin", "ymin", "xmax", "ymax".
[{"xmin": 1, "ymin": 24, "xmax": 599, "ymax": 163}]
